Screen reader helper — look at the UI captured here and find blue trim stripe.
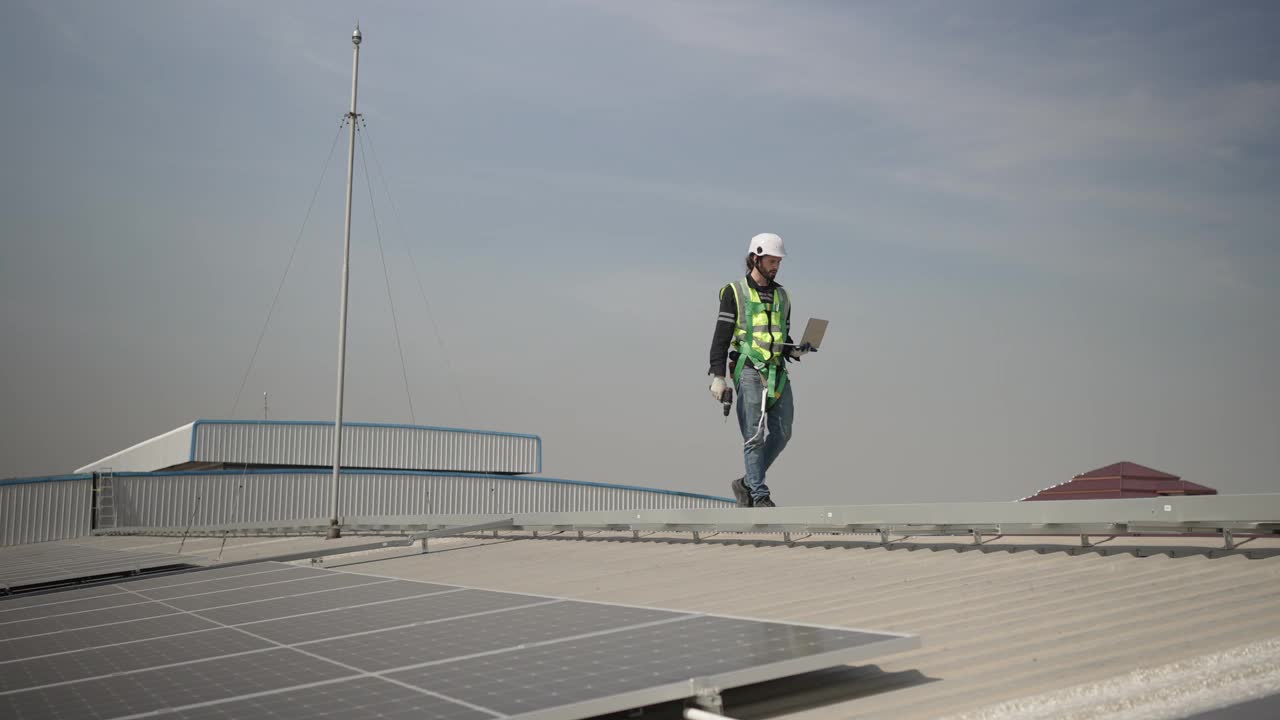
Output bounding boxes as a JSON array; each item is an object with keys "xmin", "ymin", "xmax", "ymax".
[
  {"xmin": 188, "ymin": 419, "xmax": 543, "ymax": 464},
  {"xmin": 0, "ymin": 474, "xmax": 94, "ymax": 487},
  {"xmin": 110, "ymin": 468, "xmax": 733, "ymax": 504}
]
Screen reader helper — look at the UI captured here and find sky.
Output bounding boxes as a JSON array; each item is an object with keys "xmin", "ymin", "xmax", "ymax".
[{"xmin": 2, "ymin": 0, "xmax": 1277, "ymax": 504}]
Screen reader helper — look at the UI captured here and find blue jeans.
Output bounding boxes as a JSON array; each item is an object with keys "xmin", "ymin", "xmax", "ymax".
[{"xmin": 735, "ymin": 368, "xmax": 793, "ymax": 502}]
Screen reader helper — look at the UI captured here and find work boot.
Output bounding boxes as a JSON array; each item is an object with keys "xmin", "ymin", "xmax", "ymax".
[
  {"xmin": 754, "ymin": 496, "xmax": 776, "ymax": 508},
  {"xmin": 731, "ymin": 477, "xmax": 753, "ymax": 508}
]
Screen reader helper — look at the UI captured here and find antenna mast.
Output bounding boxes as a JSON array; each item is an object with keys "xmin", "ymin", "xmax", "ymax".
[{"xmin": 328, "ymin": 24, "xmax": 362, "ymax": 539}]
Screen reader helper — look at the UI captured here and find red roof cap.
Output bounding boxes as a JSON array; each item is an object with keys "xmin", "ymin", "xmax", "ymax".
[
  {"xmin": 1020, "ymin": 461, "xmax": 1217, "ymax": 501},
  {"xmin": 1074, "ymin": 461, "xmax": 1180, "ymax": 480}
]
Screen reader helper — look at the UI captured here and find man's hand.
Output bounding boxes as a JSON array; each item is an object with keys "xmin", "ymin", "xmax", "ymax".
[
  {"xmin": 709, "ymin": 375, "xmax": 731, "ymax": 402},
  {"xmin": 787, "ymin": 342, "xmax": 815, "ymax": 360}
]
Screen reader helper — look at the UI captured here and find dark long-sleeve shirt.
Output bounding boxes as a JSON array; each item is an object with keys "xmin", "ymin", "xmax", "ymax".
[{"xmin": 708, "ymin": 274, "xmax": 793, "ymax": 377}]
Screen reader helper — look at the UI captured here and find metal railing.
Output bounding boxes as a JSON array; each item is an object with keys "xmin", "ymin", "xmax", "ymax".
[{"xmin": 0, "ymin": 469, "xmax": 733, "ymax": 546}]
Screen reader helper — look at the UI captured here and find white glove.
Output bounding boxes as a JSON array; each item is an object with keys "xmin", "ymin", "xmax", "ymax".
[{"xmin": 709, "ymin": 375, "xmax": 728, "ymax": 402}]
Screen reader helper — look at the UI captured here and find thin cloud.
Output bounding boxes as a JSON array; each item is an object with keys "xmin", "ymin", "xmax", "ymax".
[
  {"xmin": 572, "ymin": 1, "xmax": 1278, "ymax": 292},
  {"xmin": 584, "ymin": 2, "xmax": 1278, "ymax": 190}
]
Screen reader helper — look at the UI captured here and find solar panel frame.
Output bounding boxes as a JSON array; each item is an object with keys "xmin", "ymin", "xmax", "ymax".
[
  {"xmin": 0, "ymin": 627, "xmax": 272, "ymax": 693},
  {"xmin": 0, "ymin": 647, "xmax": 355, "ymax": 720},
  {"xmin": 299, "ymin": 599, "xmax": 686, "ymax": 673},
  {"xmin": 0, "ymin": 584, "xmax": 126, "ymax": 610},
  {"xmin": 0, "ymin": 545, "xmax": 197, "ymax": 592},
  {"xmin": 0, "ymin": 599, "xmax": 182, "ymax": 641},
  {"xmin": 481, "ymin": 616, "xmax": 921, "ymax": 720},
  {"xmin": 114, "ymin": 562, "xmax": 301, "ymax": 590},
  {"xmin": 129, "ymin": 565, "xmax": 321, "ymax": 599},
  {"xmin": 517, "ymin": 637, "xmax": 922, "ymax": 720},
  {"xmin": 0, "ymin": 559, "xmax": 921, "ymax": 720},
  {"xmin": 0, "ymin": 590, "xmax": 150, "ymax": 623},
  {"xmin": 0, "ymin": 611, "xmax": 221, "ymax": 663},
  {"xmin": 386, "ymin": 613, "xmax": 917, "ymax": 719},
  {"xmin": 234, "ymin": 588, "xmax": 548, "ymax": 645},
  {"xmin": 192, "ymin": 579, "xmax": 457, "ymax": 626},
  {"xmin": 159, "ymin": 676, "xmax": 494, "ymax": 720},
  {"xmin": 145, "ymin": 571, "xmax": 383, "ymax": 611}
]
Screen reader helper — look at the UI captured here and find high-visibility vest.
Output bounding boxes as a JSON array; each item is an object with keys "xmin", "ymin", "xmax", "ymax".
[{"xmin": 723, "ymin": 278, "xmax": 790, "ymax": 406}]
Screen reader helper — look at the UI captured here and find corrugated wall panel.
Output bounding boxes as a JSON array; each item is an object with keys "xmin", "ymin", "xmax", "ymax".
[
  {"xmin": 1, "ymin": 480, "xmax": 92, "ymax": 545},
  {"xmin": 113, "ymin": 471, "xmax": 731, "ymax": 529},
  {"xmin": 192, "ymin": 422, "xmax": 539, "ymax": 474}
]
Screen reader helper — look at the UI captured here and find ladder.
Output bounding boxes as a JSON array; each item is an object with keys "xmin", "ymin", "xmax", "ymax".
[{"xmin": 96, "ymin": 469, "xmax": 117, "ymax": 530}]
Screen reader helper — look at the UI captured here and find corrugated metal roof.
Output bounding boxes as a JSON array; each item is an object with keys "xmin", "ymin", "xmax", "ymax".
[{"xmin": 57, "ymin": 530, "xmax": 1280, "ymax": 719}]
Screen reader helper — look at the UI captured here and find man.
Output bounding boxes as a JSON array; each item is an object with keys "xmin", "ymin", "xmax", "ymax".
[{"xmin": 708, "ymin": 233, "xmax": 812, "ymax": 508}]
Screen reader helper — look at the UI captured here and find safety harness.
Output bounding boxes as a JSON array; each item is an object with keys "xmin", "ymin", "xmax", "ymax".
[{"xmin": 724, "ymin": 278, "xmax": 789, "ymax": 409}]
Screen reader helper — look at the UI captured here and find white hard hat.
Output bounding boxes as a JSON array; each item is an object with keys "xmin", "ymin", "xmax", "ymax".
[{"xmin": 748, "ymin": 232, "xmax": 786, "ymax": 258}]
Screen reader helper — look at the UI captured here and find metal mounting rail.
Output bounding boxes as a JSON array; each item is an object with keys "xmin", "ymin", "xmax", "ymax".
[
  {"xmin": 93, "ymin": 495, "xmax": 1280, "ymax": 554},
  {"xmin": 264, "ymin": 519, "xmax": 515, "ymax": 564},
  {"xmin": 164, "ymin": 519, "xmax": 518, "ymax": 569}
]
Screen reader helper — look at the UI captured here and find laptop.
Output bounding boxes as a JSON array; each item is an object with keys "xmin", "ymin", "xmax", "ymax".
[{"xmin": 794, "ymin": 318, "xmax": 828, "ymax": 350}]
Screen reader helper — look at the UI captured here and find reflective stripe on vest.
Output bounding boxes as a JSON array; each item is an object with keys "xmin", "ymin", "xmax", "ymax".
[
  {"xmin": 726, "ymin": 279, "xmax": 790, "ymax": 407},
  {"xmin": 729, "ymin": 279, "xmax": 789, "ymax": 365}
]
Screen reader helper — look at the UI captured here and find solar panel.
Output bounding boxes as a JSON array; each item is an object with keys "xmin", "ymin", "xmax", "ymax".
[
  {"xmin": 0, "ymin": 543, "xmax": 196, "ymax": 593},
  {"xmin": 0, "ymin": 560, "xmax": 918, "ymax": 719}
]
